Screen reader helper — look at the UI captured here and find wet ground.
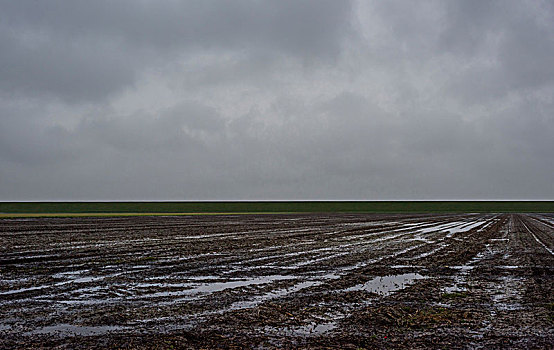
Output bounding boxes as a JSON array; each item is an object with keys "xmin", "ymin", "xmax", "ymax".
[{"xmin": 0, "ymin": 213, "xmax": 552, "ymax": 349}]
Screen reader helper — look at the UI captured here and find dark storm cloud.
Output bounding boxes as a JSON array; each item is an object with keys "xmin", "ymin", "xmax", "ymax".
[{"xmin": 0, "ymin": 0, "xmax": 553, "ymax": 200}]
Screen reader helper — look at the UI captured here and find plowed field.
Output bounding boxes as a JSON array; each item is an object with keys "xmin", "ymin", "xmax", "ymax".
[{"xmin": 1, "ymin": 214, "xmax": 553, "ymax": 348}]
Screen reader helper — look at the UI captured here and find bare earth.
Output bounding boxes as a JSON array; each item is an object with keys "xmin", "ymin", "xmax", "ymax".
[{"xmin": 0, "ymin": 213, "xmax": 553, "ymax": 349}]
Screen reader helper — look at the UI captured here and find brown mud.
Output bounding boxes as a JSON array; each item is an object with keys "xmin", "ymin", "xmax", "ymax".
[{"xmin": 0, "ymin": 213, "xmax": 552, "ymax": 349}]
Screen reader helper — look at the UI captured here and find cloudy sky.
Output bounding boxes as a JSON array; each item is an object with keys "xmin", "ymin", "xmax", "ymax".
[{"xmin": 1, "ymin": 0, "xmax": 553, "ymax": 200}]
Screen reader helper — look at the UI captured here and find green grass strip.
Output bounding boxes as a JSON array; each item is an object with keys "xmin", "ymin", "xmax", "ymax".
[{"xmin": 0, "ymin": 201, "xmax": 552, "ymax": 216}]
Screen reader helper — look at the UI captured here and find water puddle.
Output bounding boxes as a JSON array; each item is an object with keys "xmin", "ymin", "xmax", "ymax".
[
  {"xmin": 405, "ymin": 244, "xmax": 447, "ymax": 260},
  {"xmin": 0, "ymin": 272, "xmax": 124, "ymax": 297},
  {"xmin": 445, "ymin": 221, "xmax": 487, "ymax": 235},
  {"xmin": 228, "ymin": 280, "xmax": 321, "ymax": 310},
  {"xmin": 390, "ymin": 265, "xmax": 424, "ymax": 269},
  {"xmin": 136, "ymin": 275, "xmax": 296, "ymax": 299},
  {"xmin": 417, "ymin": 222, "xmax": 465, "ymax": 234},
  {"xmin": 25, "ymin": 324, "xmax": 129, "ymax": 337},
  {"xmin": 417, "ymin": 219, "xmax": 490, "ymax": 236},
  {"xmin": 264, "ymin": 322, "xmax": 337, "ymax": 337},
  {"xmin": 444, "ymin": 257, "xmax": 481, "ymax": 293},
  {"xmin": 52, "ymin": 270, "xmax": 89, "ymax": 279},
  {"xmin": 489, "ymin": 275, "xmax": 525, "ymax": 311},
  {"xmin": 0, "ymin": 277, "xmax": 34, "ymax": 284},
  {"xmin": 449, "ymin": 265, "xmax": 475, "ymax": 272},
  {"xmin": 444, "ymin": 265, "xmax": 474, "ymax": 292},
  {"xmin": 496, "ymin": 265, "xmax": 520, "ymax": 270},
  {"xmin": 345, "ymin": 273, "xmax": 426, "ymax": 295}
]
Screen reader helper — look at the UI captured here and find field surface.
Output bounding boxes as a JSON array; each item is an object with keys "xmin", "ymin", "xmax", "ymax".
[{"xmin": 0, "ymin": 213, "xmax": 553, "ymax": 348}]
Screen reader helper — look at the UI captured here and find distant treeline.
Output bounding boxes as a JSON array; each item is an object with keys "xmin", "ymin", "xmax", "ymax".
[{"xmin": 0, "ymin": 201, "xmax": 553, "ymax": 214}]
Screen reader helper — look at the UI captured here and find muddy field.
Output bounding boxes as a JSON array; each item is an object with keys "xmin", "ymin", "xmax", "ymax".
[{"xmin": 0, "ymin": 213, "xmax": 553, "ymax": 349}]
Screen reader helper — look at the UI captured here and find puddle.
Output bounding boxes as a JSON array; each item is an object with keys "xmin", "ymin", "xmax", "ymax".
[
  {"xmin": 445, "ymin": 221, "xmax": 487, "ymax": 235},
  {"xmin": 496, "ymin": 265, "xmax": 520, "ymax": 270},
  {"xmin": 339, "ymin": 228, "xmax": 413, "ymax": 243},
  {"xmin": 282, "ymin": 252, "xmax": 351, "ymax": 269},
  {"xmin": 25, "ymin": 324, "xmax": 129, "ymax": 337},
  {"xmin": 0, "ymin": 277, "xmax": 34, "ymax": 284},
  {"xmin": 226, "ymin": 272, "xmax": 341, "ymax": 311},
  {"xmin": 417, "ymin": 222, "xmax": 465, "ymax": 234},
  {"xmin": 300, "ymin": 322, "xmax": 337, "ymax": 335},
  {"xmin": 417, "ymin": 219, "xmax": 491, "ymax": 236},
  {"xmin": 490, "ymin": 276, "xmax": 525, "ymax": 311},
  {"xmin": 240, "ymin": 246, "xmax": 338, "ymax": 265},
  {"xmin": 345, "ymin": 273, "xmax": 426, "ymax": 295},
  {"xmin": 135, "ymin": 275, "xmax": 296, "ymax": 299},
  {"xmin": 0, "ymin": 272, "xmax": 124, "ymax": 296},
  {"xmin": 52, "ymin": 270, "xmax": 89, "ymax": 279},
  {"xmin": 390, "ymin": 265, "xmax": 424, "ymax": 269},
  {"xmin": 449, "ymin": 265, "xmax": 475, "ymax": 272},
  {"xmin": 444, "ymin": 252, "xmax": 485, "ymax": 293},
  {"xmin": 144, "ymin": 274, "xmax": 223, "ymax": 281},
  {"xmin": 264, "ymin": 322, "xmax": 337, "ymax": 337},
  {"xmin": 341, "ymin": 243, "xmax": 427, "ymax": 272},
  {"xmin": 444, "ymin": 261, "xmax": 478, "ymax": 294},
  {"xmin": 228, "ymin": 280, "xmax": 321, "ymax": 310},
  {"xmin": 406, "ymin": 245, "xmax": 447, "ymax": 260},
  {"xmin": 444, "ymin": 284, "xmax": 468, "ymax": 293}
]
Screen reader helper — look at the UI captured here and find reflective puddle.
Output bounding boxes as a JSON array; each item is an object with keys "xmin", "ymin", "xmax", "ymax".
[
  {"xmin": 264, "ymin": 322, "xmax": 337, "ymax": 337},
  {"xmin": 345, "ymin": 273, "xmax": 426, "ymax": 295},
  {"xmin": 25, "ymin": 324, "xmax": 130, "ymax": 337}
]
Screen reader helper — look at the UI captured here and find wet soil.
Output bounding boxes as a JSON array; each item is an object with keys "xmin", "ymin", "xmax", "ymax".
[{"xmin": 0, "ymin": 213, "xmax": 552, "ymax": 349}]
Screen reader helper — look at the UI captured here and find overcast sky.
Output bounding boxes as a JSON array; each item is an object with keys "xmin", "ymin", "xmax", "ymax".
[{"xmin": 1, "ymin": 0, "xmax": 553, "ymax": 200}]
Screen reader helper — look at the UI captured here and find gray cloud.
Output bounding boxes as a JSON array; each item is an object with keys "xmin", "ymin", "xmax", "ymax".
[
  {"xmin": 0, "ymin": 0, "xmax": 353, "ymax": 102},
  {"xmin": 0, "ymin": 0, "xmax": 552, "ymax": 200}
]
